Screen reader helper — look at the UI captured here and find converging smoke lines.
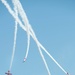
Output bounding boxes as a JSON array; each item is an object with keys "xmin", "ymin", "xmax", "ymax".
[{"xmin": 1, "ymin": 0, "xmax": 70, "ymax": 75}]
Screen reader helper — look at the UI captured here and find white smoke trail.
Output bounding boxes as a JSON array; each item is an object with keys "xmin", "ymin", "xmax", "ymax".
[
  {"xmin": 15, "ymin": 0, "xmax": 30, "ymax": 60},
  {"xmin": 39, "ymin": 42, "xmax": 67, "ymax": 74},
  {"xmin": 1, "ymin": 0, "xmax": 27, "ymax": 31},
  {"xmin": 27, "ymin": 24, "xmax": 67, "ymax": 74},
  {"xmin": 9, "ymin": 5, "xmax": 18, "ymax": 70},
  {"xmin": 1, "ymin": 0, "xmax": 31, "ymax": 69},
  {"xmin": 36, "ymin": 43, "xmax": 51, "ymax": 75},
  {"xmin": 28, "ymin": 26, "xmax": 67, "ymax": 74},
  {"xmin": 0, "ymin": 0, "xmax": 26, "ymax": 70},
  {"xmin": 12, "ymin": 0, "xmax": 30, "ymax": 60},
  {"xmin": 26, "ymin": 26, "xmax": 51, "ymax": 75},
  {"xmin": 1, "ymin": 0, "xmax": 69, "ymax": 75},
  {"xmin": 13, "ymin": 0, "xmax": 29, "ymax": 25},
  {"xmin": 1, "ymin": 0, "xmax": 51, "ymax": 73},
  {"xmin": 25, "ymin": 31, "xmax": 30, "ymax": 59}
]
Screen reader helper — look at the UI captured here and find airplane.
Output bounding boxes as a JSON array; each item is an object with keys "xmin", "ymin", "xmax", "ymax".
[
  {"xmin": 23, "ymin": 57, "xmax": 26, "ymax": 62},
  {"xmin": 5, "ymin": 70, "xmax": 12, "ymax": 75},
  {"xmin": 67, "ymin": 72, "xmax": 70, "ymax": 75}
]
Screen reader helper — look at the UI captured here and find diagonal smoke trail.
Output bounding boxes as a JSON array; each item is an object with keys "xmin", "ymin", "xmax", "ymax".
[
  {"xmin": 14, "ymin": 0, "xmax": 37, "ymax": 59},
  {"xmin": 28, "ymin": 25, "xmax": 68, "ymax": 74},
  {"xmin": 12, "ymin": 0, "xmax": 30, "ymax": 60},
  {"xmin": 1, "ymin": 0, "xmax": 50, "ymax": 75},
  {"xmin": 38, "ymin": 47, "xmax": 51, "ymax": 75},
  {"xmin": 1, "ymin": 0, "xmax": 31, "ymax": 69},
  {"xmin": 9, "ymin": 5, "xmax": 18, "ymax": 71},
  {"xmin": 36, "ymin": 42, "xmax": 51, "ymax": 75},
  {"xmin": 27, "ymin": 27, "xmax": 51, "ymax": 75},
  {"xmin": 1, "ymin": 0, "xmax": 69, "ymax": 75},
  {"xmin": 39, "ymin": 43, "xmax": 67, "ymax": 74},
  {"xmin": 1, "ymin": 0, "xmax": 27, "ymax": 31}
]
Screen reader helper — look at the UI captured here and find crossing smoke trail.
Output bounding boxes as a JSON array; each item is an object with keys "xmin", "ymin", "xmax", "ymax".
[
  {"xmin": 1, "ymin": 0, "xmax": 31, "ymax": 70},
  {"xmin": 1, "ymin": 0, "xmax": 69, "ymax": 75},
  {"xmin": 12, "ymin": 0, "xmax": 30, "ymax": 60},
  {"xmin": 0, "ymin": 0, "xmax": 27, "ymax": 31},
  {"xmin": 13, "ymin": 0, "xmax": 51, "ymax": 74},
  {"xmin": 12, "ymin": 0, "xmax": 66, "ymax": 73},
  {"xmin": 1, "ymin": 0, "xmax": 51, "ymax": 74},
  {"xmin": 36, "ymin": 42, "xmax": 51, "ymax": 75},
  {"xmin": 12, "ymin": 0, "xmax": 51, "ymax": 74},
  {"xmin": 39, "ymin": 42, "xmax": 67, "ymax": 74},
  {"xmin": 9, "ymin": 5, "xmax": 18, "ymax": 70},
  {"xmin": 38, "ymin": 47, "xmax": 51, "ymax": 75}
]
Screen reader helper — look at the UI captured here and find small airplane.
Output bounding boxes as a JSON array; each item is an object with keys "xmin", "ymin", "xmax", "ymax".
[
  {"xmin": 67, "ymin": 72, "xmax": 70, "ymax": 75},
  {"xmin": 5, "ymin": 70, "xmax": 12, "ymax": 75},
  {"xmin": 23, "ymin": 57, "xmax": 26, "ymax": 62}
]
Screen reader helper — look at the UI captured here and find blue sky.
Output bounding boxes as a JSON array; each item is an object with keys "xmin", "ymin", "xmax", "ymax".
[{"xmin": 0, "ymin": 0, "xmax": 75, "ymax": 75}]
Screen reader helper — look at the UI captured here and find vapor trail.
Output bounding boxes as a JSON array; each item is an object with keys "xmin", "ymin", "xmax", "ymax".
[
  {"xmin": 1, "ymin": 0, "xmax": 31, "ymax": 68},
  {"xmin": 27, "ymin": 27, "xmax": 51, "ymax": 75},
  {"xmin": 12, "ymin": 0, "xmax": 30, "ymax": 60},
  {"xmin": 0, "ymin": 0, "xmax": 26, "ymax": 70},
  {"xmin": 39, "ymin": 42, "xmax": 67, "ymax": 74},
  {"xmin": 28, "ymin": 26, "xmax": 68, "ymax": 74},
  {"xmin": 1, "ymin": 0, "xmax": 69, "ymax": 75},
  {"xmin": 9, "ymin": 5, "xmax": 18, "ymax": 70},
  {"xmin": 1, "ymin": 0, "xmax": 27, "ymax": 31},
  {"xmin": 25, "ymin": 21, "xmax": 68, "ymax": 75},
  {"xmin": 37, "ymin": 43, "xmax": 51, "ymax": 75},
  {"xmin": 25, "ymin": 31, "xmax": 30, "ymax": 59},
  {"xmin": 1, "ymin": 0, "xmax": 50, "ymax": 73}
]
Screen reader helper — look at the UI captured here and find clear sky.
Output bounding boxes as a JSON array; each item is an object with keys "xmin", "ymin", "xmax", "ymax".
[{"xmin": 0, "ymin": 0, "xmax": 75, "ymax": 75}]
